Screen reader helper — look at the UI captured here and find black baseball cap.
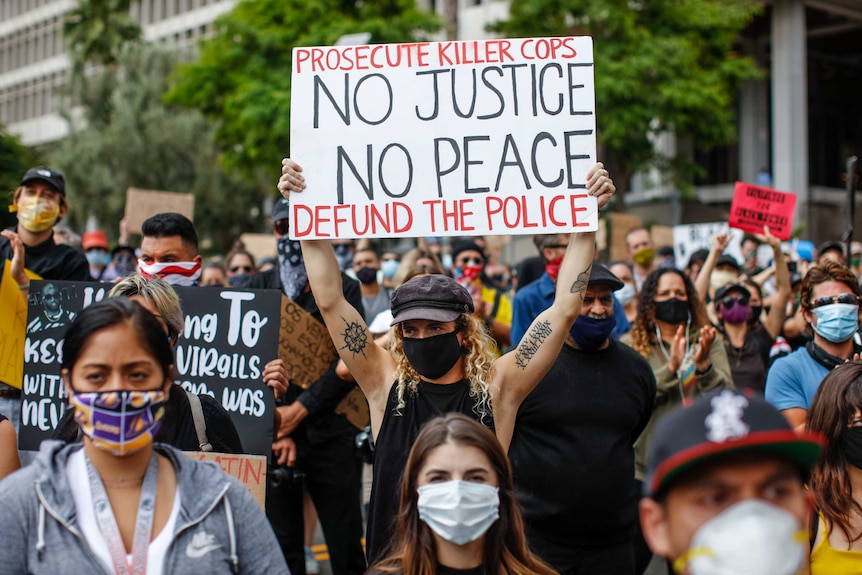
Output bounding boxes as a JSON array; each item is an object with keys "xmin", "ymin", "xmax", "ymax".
[
  {"xmin": 818, "ymin": 241, "xmax": 845, "ymax": 257},
  {"xmin": 390, "ymin": 274, "xmax": 474, "ymax": 326},
  {"xmin": 272, "ymin": 198, "xmax": 290, "ymax": 222},
  {"xmin": 644, "ymin": 390, "xmax": 824, "ymax": 498},
  {"xmin": 589, "ymin": 264, "xmax": 624, "ymax": 292},
  {"xmin": 715, "ymin": 254, "xmax": 740, "ymax": 271},
  {"xmin": 714, "ymin": 283, "xmax": 750, "ymax": 304},
  {"xmin": 21, "ymin": 166, "xmax": 65, "ymax": 196}
]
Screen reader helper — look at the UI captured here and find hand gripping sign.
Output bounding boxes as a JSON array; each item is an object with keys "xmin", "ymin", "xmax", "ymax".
[{"xmin": 290, "ymin": 37, "xmax": 599, "ymax": 239}]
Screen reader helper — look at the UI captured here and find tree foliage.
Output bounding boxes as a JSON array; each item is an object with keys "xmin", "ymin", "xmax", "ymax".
[
  {"xmin": 166, "ymin": 0, "xmax": 441, "ymax": 179},
  {"xmin": 0, "ymin": 129, "xmax": 36, "ymax": 231},
  {"xmin": 46, "ymin": 46, "xmax": 263, "ymax": 254},
  {"xmin": 492, "ymin": 0, "xmax": 762, "ymax": 200}
]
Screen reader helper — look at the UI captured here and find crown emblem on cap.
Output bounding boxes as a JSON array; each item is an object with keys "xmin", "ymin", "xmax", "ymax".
[{"xmin": 705, "ymin": 390, "xmax": 750, "ymax": 443}]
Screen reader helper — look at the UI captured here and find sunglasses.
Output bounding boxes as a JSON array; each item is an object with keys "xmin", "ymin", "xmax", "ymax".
[
  {"xmin": 719, "ymin": 296, "xmax": 748, "ymax": 308},
  {"xmin": 811, "ymin": 293, "xmax": 860, "ymax": 308},
  {"xmin": 457, "ymin": 257, "xmax": 483, "ymax": 266},
  {"xmin": 230, "ymin": 265, "xmax": 252, "ymax": 273},
  {"xmin": 274, "ymin": 220, "xmax": 290, "ymax": 236}
]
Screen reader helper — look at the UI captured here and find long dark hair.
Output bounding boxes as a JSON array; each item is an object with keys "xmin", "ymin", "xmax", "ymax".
[
  {"xmin": 369, "ymin": 414, "xmax": 557, "ymax": 575},
  {"xmin": 629, "ymin": 268, "xmax": 707, "ymax": 358},
  {"xmin": 808, "ymin": 362, "xmax": 862, "ymax": 545},
  {"xmin": 62, "ymin": 297, "xmax": 174, "ymax": 379}
]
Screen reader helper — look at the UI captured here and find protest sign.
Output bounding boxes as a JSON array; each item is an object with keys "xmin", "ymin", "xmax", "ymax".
[
  {"xmin": 125, "ymin": 188, "xmax": 195, "ymax": 234},
  {"xmin": 173, "ymin": 287, "xmax": 280, "ymax": 456},
  {"xmin": 673, "ymin": 222, "xmax": 744, "ymax": 268},
  {"xmin": 609, "ymin": 213, "xmax": 641, "ymax": 262},
  {"xmin": 290, "ymin": 37, "xmax": 599, "ymax": 239},
  {"xmin": 729, "ymin": 182, "xmax": 797, "ymax": 240},
  {"xmin": 0, "ymin": 265, "xmax": 27, "ymax": 388},
  {"xmin": 278, "ymin": 296, "xmax": 338, "ymax": 390},
  {"xmin": 184, "ymin": 451, "xmax": 267, "ymax": 508},
  {"xmin": 19, "ymin": 281, "xmax": 280, "ymax": 457}
]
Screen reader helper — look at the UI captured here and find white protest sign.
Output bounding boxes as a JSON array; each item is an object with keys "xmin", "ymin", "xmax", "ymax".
[
  {"xmin": 673, "ymin": 222, "xmax": 744, "ymax": 268},
  {"xmin": 290, "ymin": 37, "xmax": 598, "ymax": 239}
]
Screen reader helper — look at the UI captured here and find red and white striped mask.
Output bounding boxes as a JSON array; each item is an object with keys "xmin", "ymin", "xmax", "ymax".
[{"xmin": 138, "ymin": 259, "xmax": 202, "ymax": 286}]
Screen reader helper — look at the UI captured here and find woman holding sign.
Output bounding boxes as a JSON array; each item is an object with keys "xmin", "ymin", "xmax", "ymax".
[
  {"xmin": 278, "ymin": 157, "xmax": 615, "ymax": 562},
  {"xmin": 0, "ymin": 298, "xmax": 289, "ymax": 574}
]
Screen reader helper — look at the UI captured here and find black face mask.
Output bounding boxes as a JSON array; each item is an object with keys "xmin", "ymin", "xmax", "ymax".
[
  {"xmin": 749, "ymin": 305, "xmax": 764, "ymax": 323},
  {"xmin": 654, "ymin": 297, "xmax": 690, "ymax": 325},
  {"xmin": 842, "ymin": 427, "xmax": 862, "ymax": 470},
  {"xmin": 402, "ymin": 329, "xmax": 463, "ymax": 380},
  {"xmin": 355, "ymin": 266, "xmax": 378, "ymax": 285}
]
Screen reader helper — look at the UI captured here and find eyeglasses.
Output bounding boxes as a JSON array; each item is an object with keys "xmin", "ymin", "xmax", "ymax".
[
  {"xmin": 719, "ymin": 296, "xmax": 748, "ymax": 308},
  {"xmin": 457, "ymin": 257, "xmax": 483, "ymax": 266},
  {"xmin": 811, "ymin": 294, "xmax": 861, "ymax": 308},
  {"xmin": 230, "ymin": 265, "xmax": 252, "ymax": 273},
  {"xmin": 273, "ymin": 220, "xmax": 290, "ymax": 236},
  {"xmin": 546, "ymin": 244, "xmax": 569, "ymax": 250}
]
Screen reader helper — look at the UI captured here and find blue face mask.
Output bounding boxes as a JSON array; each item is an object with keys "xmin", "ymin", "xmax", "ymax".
[
  {"xmin": 812, "ymin": 303, "xmax": 859, "ymax": 343},
  {"xmin": 381, "ymin": 258, "xmax": 399, "ymax": 279},
  {"xmin": 569, "ymin": 314, "xmax": 616, "ymax": 351}
]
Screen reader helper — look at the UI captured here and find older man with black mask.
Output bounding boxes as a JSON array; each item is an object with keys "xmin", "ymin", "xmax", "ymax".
[{"xmin": 509, "ymin": 264, "xmax": 656, "ymax": 575}]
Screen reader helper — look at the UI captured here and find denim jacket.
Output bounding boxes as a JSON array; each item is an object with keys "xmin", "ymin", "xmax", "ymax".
[{"xmin": 0, "ymin": 441, "xmax": 290, "ymax": 575}]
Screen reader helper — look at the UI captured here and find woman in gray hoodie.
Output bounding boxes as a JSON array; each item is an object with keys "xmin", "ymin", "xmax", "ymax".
[{"xmin": 0, "ymin": 298, "xmax": 289, "ymax": 575}]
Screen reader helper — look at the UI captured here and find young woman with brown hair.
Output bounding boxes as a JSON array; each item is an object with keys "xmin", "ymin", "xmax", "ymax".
[
  {"xmin": 807, "ymin": 361, "xmax": 862, "ymax": 572},
  {"xmin": 367, "ymin": 413, "xmax": 557, "ymax": 575}
]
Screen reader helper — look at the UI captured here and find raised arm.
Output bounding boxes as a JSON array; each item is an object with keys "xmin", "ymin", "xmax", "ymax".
[
  {"xmin": 759, "ymin": 226, "xmax": 790, "ymax": 339},
  {"xmin": 695, "ymin": 232, "xmax": 730, "ymax": 303},
  {"xmin": 278, "ymin": 159, "xmax": 394, "ymax": 409},
  {"xmin": 492, "ymin": 163, "xmax": 614, "ymax": 450}
]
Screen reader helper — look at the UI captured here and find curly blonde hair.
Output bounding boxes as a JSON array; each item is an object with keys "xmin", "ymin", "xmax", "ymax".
[{"xmin": 389, "ymin": 314, "xmax": 496, "ymax": 424}]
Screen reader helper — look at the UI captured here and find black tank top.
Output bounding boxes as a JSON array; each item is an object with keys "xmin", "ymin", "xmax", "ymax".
[
  {"xmin": 0, "ymin": 413, "xmax": 6, "ymax": 425},
  {"xmin": 365, "ymin": 378, "xmax": 490, "ymax": 563}
]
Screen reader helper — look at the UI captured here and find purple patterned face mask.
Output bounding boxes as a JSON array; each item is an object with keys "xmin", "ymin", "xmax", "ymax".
[
  {"xmin": 719, "ymin": 301, "xmax": 751, "ymax": 324},
  {"xmin": 71, "ymin": 390, "xmax": 166, "ymax": 456}
]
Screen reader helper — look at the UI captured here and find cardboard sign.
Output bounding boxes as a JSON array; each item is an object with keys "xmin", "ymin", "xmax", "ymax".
[
  {"xmin": 609, "ymin": 213, "xmax": 642, "ymax": 262},
  {"xmin": 673, "ymin": 223, "xmax": 744, "ymax": 268},
  {"xmin": 19, "ymin": 281, "xmax": 280, "ymax": 457},
  {"xmin": 335, "ymin": 387, "xmax": 370, "ymax": 430},
  {"xmin": 290, "ymin": 37, "xmax": 599, "ymax": 239},
  {"xmin": 125, "ymin": 188, "xmax": 195, "ymax": 234},
  {"xmin": 0, "ymin": 265, "xmax": 27, "ymax": 389},
  {"xmin": 184, "ymin": 451, "xmax": 267, "ymax": 509},
  {"xmin": 729, "ymin": 182, "xmax": 797, "ymax": 240},
  {"xmin": 278, "ymin": 296, "xmax": 339, "ymax": 390},
  {"xmin": 239, "ymin": 233, "xmax": 277, "ymax": 264}
]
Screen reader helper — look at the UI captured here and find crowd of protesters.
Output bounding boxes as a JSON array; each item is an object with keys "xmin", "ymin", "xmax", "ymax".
[{"xmin": 1, "ymin": 160, "xmax": 862, "ymax": 575}]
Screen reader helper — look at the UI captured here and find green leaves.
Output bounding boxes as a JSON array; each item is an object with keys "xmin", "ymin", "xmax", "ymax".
[
  {"xmin": 166, "ymin": 0, "xmax": 441, "ymax": 180},
  {"xmin": 493, "ymin": 0, "xmax": 763, "ymax": 200}
]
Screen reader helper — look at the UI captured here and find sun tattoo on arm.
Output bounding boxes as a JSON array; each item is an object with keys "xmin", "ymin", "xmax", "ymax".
[
  {"xmin": 340, "ymin": 317, "xmax": 368, "ymax": 359},
  {"xmin": 570, "ymin": 264, "xmax": 592, "ymax": 296}
]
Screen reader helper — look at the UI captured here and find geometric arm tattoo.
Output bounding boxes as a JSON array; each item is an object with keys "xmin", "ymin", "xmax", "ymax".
[{"xmin": 339, "ymin": 316, "xmax": 368, "ymax": 359}]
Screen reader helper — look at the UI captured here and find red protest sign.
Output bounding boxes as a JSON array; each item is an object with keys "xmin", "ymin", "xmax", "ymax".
[{"xmin": 729, "ymin": 182, "xmax": 797, "ymax": 240}]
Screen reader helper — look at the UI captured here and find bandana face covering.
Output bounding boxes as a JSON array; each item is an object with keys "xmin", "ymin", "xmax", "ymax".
[
  {"xmin": 138, "ymin": 260, "xmax": 202, "ymax": 286},
  {"xmin": 545, "ymin": 255, "xmax": 563, "ymax": 282},
  {"xmin": 71, "ymin": 390, "xmax": 166, "ymax": 456},
  {"xmin": 454, "ymin": 265, "xmax": 483, "ymax": 287},
  {"xmin": 277, "ymin": 236, "xmax": 308, "ymax": 300},
  {"xmin": 13, "ymin": 196, "xmax": 60, "ymax": 232}
]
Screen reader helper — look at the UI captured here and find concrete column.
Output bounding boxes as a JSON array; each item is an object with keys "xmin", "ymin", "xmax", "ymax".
[
  {"xmin": 771, "ymin": 0, "xmax": 808, "ymax": 225},
  {"xmin": 739, "ymin": 39, "xmax": 770, "ymax": 184}
]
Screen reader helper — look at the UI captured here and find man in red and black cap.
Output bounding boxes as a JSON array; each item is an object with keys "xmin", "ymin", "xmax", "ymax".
[{"xmin": 639, "ymin": 390, "xmax": 824, "ymax": 574}]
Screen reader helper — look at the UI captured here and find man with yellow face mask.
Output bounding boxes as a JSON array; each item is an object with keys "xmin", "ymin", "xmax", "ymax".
[
  {"xmin": 1, "ymin": 166, "xmax": 89, "ymax": 289},
  {"xmin": 626, "ymin": 227, "xmax": 657, "ymax": 290}
]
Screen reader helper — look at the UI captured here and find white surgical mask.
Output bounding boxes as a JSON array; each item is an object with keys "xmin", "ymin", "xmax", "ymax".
[
  {"xmin": 417, "ymin": 480, "xmax": 499, "ymax": 545},
  {"xmin": 617, "ymin": 282, "xmax": 637, "ymax": 306},
  {"xmin": 675, "ymin": 499, "xmax": 806, "ymax": 575}
]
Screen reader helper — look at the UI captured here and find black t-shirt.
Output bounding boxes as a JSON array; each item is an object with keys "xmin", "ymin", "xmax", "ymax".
[
  {"xmin": 0, "ymin": 413, "xmax": 7, "ymax": 425},
  {"xmin": 367, "ymin": 564, "xmax": 482, "ymax": 575},
  {"xmin": 723, "ymin": 325, "xmax": 774, "ymax": 393},
  {"xmin": 366, "ymin": 379, "xmax": 490, "ymax": 564},
  {"xmin": 0, "ymin": 227, "xmax": 89, "ymax": 281},
  {"xmin": 508, "ymin": 340, "xmax": 656, "ymax": 548},
  {"xmin": 51, "ymin": 383, "xmax": 244, "ymax": 453}
]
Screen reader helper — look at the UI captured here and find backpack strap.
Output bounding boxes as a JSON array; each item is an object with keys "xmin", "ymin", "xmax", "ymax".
[{"xmin": 184, "ymin": 389, "xmax": 213, "ymax": 452}]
